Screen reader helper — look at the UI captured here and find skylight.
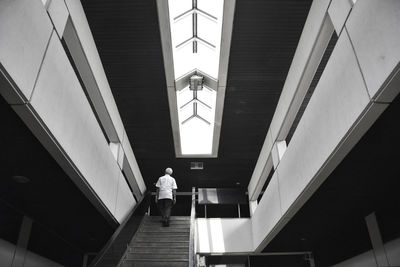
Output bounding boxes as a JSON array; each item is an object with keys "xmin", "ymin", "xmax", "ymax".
[
  {"xmin": 157, "ymin": 0, "xmax": 235, "ymax": 157},
  {"xmin": 168, "ymin": 0, "xmax": 224, "ymax": 155},
  {"xmin": 177, "ymin": 85, "xmax": 217, "ymax": 154},
  {"xmin": 169, "ymin": 0, "xmax": 224, "ymax": 79}
]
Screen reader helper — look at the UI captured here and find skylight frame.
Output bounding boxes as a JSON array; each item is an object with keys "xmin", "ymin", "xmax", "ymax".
[{"xmin": 157, "ymin": 0, "xmax": 236, "ymax": 158}]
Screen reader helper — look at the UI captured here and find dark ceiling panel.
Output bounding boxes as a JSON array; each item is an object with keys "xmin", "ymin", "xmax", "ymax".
[{"xmin": 82, "ymin": 0, "xmax": 312, "ymax": 191}]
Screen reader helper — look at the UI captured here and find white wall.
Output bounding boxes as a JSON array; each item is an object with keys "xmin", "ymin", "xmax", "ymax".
[
  {"xmin": 247, "ymin": 0, "xmax": 333, "ymax": 202},
  {"xmin": 0, "ymin": 0, "xmax": 144, "ymax": 224},
  {"xmin": 64, "ymin": 0, "xmax": 125, "ymax": 143},
  {"xmin": 250, "ymin": 0, "xmax": 400, "ymax": 252},
  {"xmin": 62, "ymin": 0, "xmax": 147, "ymax": 198},
  {"xmin": 196, "ymin": 218, "xmax": 253, "ymax": 253},
  {"xmin": 0, "ymin": 0, "xmax": 52, "ymax": 104}
]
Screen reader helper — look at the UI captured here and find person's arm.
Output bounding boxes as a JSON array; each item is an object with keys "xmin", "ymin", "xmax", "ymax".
[
  {"xmin": 172, "ymin": 189, "xmax": 177, "ymax": 204},
  {"xmin": 156, "ymin": 188, "xmax": 159, "ymax": 203}
]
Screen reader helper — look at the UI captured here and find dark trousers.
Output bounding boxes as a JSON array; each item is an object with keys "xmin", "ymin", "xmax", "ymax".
[{"xmin": 157, "ymin": 199, "xmax": 173, "ymax": 222}]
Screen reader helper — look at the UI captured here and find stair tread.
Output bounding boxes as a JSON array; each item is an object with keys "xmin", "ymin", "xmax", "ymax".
[
  {"xmin": 129, "ymin": 245, "xmax": 189, "ymax": 248},
  {"xmin": 135, "ymin": 233, "xmax": 189, "ymax": 237},
  {"xmin": 145, "ymin": 216, "xmax": 189, "ymax": 220},
  {"xmin": 128, "ymin": 248, "xmax": 189, "ymax": 255},
  {"xmin": 140, "ymin": 228, "xmax": 190, "ymax": 231},
  {"xmin": 144, "ymin": 222, "xmax": 190, "ymax": 226},
  {"xmin": 124, "ymin": 258, "xmax": 189, "ymax": 262},
  {"xmin": 118, "ymin": 216, "xmax": 191, "ymax": 267},
  {"xmin": 133, "ymin": 238, "xmax": 189, "ymax": 242},
  {"xmin": 121, "ymin": 262, "xmax": 188, "ymax": 267}
]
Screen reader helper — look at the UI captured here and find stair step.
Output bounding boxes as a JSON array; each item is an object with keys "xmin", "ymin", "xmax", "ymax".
[
  {"xmin": 128, "ymin": 246, "xmax": 188, "ymax": 254},
  {"xmin": 125, "ymin": 252, "xmax": 189, "ymax": 261},
  {"xmin": 118, "ymin": 216, "xmax": 191, "ymax": 267},
  {"xmin": 121, "ymin": 261, "xmax": 188, "ymax": 267},
  {"xmin": 133, "ymin": 236, "xmax": 189, "ymax": 242},
  {"xmin": 130, "ymin": 242, "xmax": 189, "ymax": 248},
  {"xmin": 139, "ymin": 225, "xmax": 190, "ymax": 232},
  {"xmin": 145, "ymin": 216, "xmax": 190, "ymax": 221},
  {"xmin": 144, "ymin": 221, "xmax": 190, "ymax": 226},
  {"xmin": 135, "ymin": 232, "xmax": 188, "ymax": 237}
]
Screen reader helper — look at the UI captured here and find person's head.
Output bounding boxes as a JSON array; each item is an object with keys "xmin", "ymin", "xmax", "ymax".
[{"xmin": 165, "ymin": 167, "xmax": 173, "ymax": 175}]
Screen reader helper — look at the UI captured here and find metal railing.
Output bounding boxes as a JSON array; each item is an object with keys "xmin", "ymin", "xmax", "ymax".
[
  {"xmin": 90, "ymin": 191, "xmax": 150, "ymax": 267},
  {"xmin": 188, "ymin": 187, "xmax": 196, "ymax": 267}
]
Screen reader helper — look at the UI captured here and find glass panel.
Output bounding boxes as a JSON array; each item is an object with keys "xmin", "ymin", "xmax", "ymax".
[
  {"xmin": 168, "ymin": 0, "xmax": 224, "ymax": 79},
  {"xmin": 180, "ymin": 119, "xmax": 213, "ymax": 154},
  {"xmin": 197, "ymin": 102, "xmax": 212, "ymax": 122},
  {"xmin": 172, "ymin": 42, "xmax": 220, "ymax": 79},
  {"xmin": 197, "ymin": 0, "xmax": 224, "ymax": 18},
  {"xmin": 168, "ymin": 0, "xmax": 192, "ymax": 19},
  {"xmin": 177, "ymin": 87, "xmax": 193, "ymax": 105},
  {"xmin": 173, "ymin": 15, "xmax": 193, "ymax": 45},
  {"xmin": 197, "ymin": 86, "xmax": 214, "ymax": 105},
  {"xmin": 176, "ymin": 86, "xmax": 217, "ymax": 155},
  {"xmin": 197, "ymin": 15, "xmax": 219, "ymax": 46}
]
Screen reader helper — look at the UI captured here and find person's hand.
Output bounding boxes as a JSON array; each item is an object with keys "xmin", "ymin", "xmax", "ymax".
[
  {"xmin": 155, "ymin": 197, "xmax": 158, "ymax": 204},
  {"xmin": 173, "ymin": 198, "xmax": 176, "ymax": 205}
]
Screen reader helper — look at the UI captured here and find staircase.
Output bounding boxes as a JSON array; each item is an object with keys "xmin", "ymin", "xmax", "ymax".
[{"xmin": 119, "ymin": 216, "xmax": 190, "ymax": 267}]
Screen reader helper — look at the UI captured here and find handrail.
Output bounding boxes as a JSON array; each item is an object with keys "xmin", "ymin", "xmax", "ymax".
[
  {"xmin": 90, "ymin": 191, "xmax": 150, "ymax": 267},
  {"xmin": 188, "ymin": 187, "xmax": 196, "ymax": 267}
]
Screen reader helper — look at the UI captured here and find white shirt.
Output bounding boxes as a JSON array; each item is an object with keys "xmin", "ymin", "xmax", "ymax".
[{"xmin": 156, "ymin": 174, "xmax": 178, "ymax": 200}]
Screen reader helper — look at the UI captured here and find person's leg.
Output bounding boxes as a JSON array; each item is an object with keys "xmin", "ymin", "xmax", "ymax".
[
  {"xmin": 164, "ymin": 199, "xmax": 173, "ymax": 226},
  {"xmin": 157, "ymin": 199, "xmax": 166, "ymax": 222}
]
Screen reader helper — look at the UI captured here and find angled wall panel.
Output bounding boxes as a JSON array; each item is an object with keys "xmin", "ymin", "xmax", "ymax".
[
  {"xmin": 269, "ymin": 0, "xmax": 332, "ymax": 141},
  {"xmin": 251, "ymin": 172, "xmax": 283, "ymax": 249},
  {"xmin": 114, "ymin": 174, "xmax": 137, "ymax": 223},
  {"xmin": 122, "ymin": 130, "xmax": 147, "ymax": 194},
  {"xmin": 0, "ymin": 0, "xmax": 52, "ymax": 104},
  {"xmin": 28, "ymin": 32, "xmax": 132, "ymax": 222},
  {"xmin": 47, "ymin": 0, "xmax": 69, "ymax": 37},
  {"xmin": 64, "ymin": 0, "xmax": 125, "ymax": 143},
  {"xmin": 277, "ymin": 31, "xmax": 370, "ymax": 215},
  {"xmin": 346, "ymin": 0, "xmax": 400, "ymax": 102}
]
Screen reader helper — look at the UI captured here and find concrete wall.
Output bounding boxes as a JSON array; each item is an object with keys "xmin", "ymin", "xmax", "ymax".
[
  {"xmin": 196, "ymin": 218, "xmax": 253, "ymax": 253},
  {"xmin": 0, "ymin": 239, "xmax": 63, "ymax": 267},
  {"xmin": 0, "ymin": 0, "xmax": 145, "ymax": 224},
  {"xmin": 64, "ymin": 0, "xmax": 125, "ymax": 143},
  {"xmin": 63, "ymin": 0, "xmax": 146, "ymax": 199},
  {"xmin": 247, "ymin": 0, "xmax": 334, "ymax": 202},
  {"xmin": 250, "ymin": 0, "xmax": 400, "ymax": 251}
]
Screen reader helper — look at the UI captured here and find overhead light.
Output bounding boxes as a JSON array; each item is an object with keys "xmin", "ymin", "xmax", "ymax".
[
  {"xmin": 12, "ymin": 175, "xmax": 30, "ymax": 184},
  {"xmin": 189, "ymin": 74, "xmax": 204, "ymax": 91}
]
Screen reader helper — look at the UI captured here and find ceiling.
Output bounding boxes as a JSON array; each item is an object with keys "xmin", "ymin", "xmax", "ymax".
[{"xmin": 82, "ymin": 0, "xmax": 312, "ymax": 191}]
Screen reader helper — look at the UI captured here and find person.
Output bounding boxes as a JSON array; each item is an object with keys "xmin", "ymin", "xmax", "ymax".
[{"xmin": 155, "ymin": 167, "xmax": 177, "ymax": 226}]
